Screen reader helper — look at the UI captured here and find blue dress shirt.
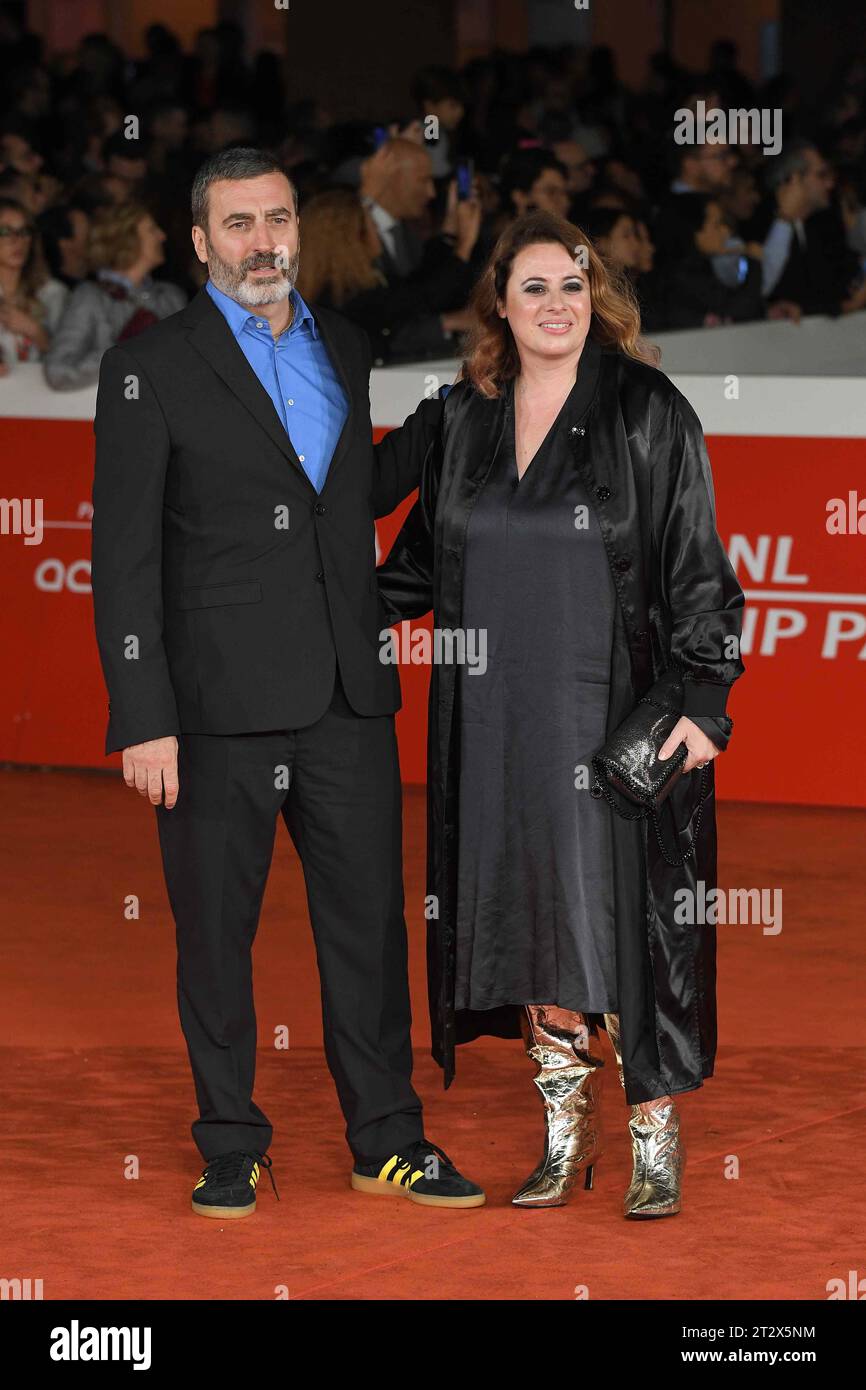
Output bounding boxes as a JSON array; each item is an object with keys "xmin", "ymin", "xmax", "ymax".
[{"xmin": 205, "ymin": 279, "xmax": 349, "ymax": 493}]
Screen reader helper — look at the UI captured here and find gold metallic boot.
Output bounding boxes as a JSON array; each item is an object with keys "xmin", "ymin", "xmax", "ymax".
[
  {"xmin": 511, "ymin": 1005, "xmax": 605, "ymax": 1208},
  {"xmin": 603, "ymin": 1012, "xmax": 684, "ymax": 1219}
]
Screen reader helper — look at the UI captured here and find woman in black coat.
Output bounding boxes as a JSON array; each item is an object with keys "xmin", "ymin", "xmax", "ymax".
[{"xmin": 376, "ymin": 210, "xmax": 745, "ymax": 1218}]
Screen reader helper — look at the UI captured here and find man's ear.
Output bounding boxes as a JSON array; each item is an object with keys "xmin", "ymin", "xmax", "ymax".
[{"xmin": 191, "ymin": 224, "xmax": 208, "ymax": 265}]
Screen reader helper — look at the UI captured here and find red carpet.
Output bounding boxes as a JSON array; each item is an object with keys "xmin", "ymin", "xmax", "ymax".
[{"xmin": 2, "ymin": 769, "xmax": 864, "ymax": 1300}]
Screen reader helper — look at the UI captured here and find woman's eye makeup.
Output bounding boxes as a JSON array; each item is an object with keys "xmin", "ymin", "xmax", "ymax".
[{"xmin": 523, "ymin": 280, "xmax": 584, "ymax": 293}]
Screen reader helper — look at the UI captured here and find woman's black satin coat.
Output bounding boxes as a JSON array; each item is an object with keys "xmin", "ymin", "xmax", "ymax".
[{"xmin": 376, "ymin": 334, "xmax": 746, "ymax": 1103}]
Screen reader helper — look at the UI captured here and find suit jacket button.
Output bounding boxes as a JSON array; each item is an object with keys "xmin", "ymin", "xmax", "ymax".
[
  {"xmin": 315, "ymin": 571, "xmax": 325, "ymax": 582},
  {"xmin": 595, "ymin": 485, "xmax": 611, "ymax": 501},
  {"xmin": 570, "ymin": 424, "xmax": 586, "ymax": 436},
  {"xmin": 314, "ymin": 503, "xmax": 326, "ymax": 515},
  {"xmin": 634, "ymin": 629, "xmax": 647, "ymax": 640}
]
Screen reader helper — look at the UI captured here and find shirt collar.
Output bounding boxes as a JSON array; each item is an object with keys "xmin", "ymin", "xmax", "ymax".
[
  {"xmin": 206, "ymin": 279, "xmax": 318, "ymax": 339},
  {"xmin": 366, "ymin": 200, "xmax": 398, "ymax": 235},
  {"xmin": 97, "ymin": 268, "xmax": 141, "ymax": 293}
]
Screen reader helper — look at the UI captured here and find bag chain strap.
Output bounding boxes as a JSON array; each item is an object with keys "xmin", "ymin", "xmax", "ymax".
[{"xmin": 593, "ymin": 764, "xmax": 710, "ymax": 867}]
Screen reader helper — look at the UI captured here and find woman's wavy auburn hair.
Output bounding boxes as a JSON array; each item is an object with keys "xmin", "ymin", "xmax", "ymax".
[
  {"xmin": 294, "ymin": 188, "xmax": 384, "ymax": 306},
  {"xmin": 462, "ymin": 210, "xmax": 659, "ymax": 397}
]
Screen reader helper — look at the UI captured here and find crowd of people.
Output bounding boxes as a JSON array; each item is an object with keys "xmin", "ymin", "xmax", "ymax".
[{"xmin": 1, "ymin": 12, "xmax": 865, "ymax": 385}]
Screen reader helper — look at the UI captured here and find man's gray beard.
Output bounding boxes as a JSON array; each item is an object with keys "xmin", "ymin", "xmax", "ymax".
[{"xmin": 205, "ymin": 238, "xmax": 300, "ymax": 306}]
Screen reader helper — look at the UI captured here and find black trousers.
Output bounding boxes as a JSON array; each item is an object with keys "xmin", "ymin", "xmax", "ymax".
[{"xmin": 154, "ymin": 669, "xmax": 424, "ymax": 1164}]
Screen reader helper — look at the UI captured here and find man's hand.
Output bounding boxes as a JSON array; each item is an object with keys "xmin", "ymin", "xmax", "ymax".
[
  {"xmin": 439, "ymin": 177, "xmax": 482, "ymax": 262},
  {"xmin": 122, "ymin": 736, "xmax": 179, "ymax": 808},
  {"xmin": 841, "ymin": 277, "xmax": 866, "ymax": 313},
  {"xmin": 0, "ymin": 303, "xmax": 40, "ymax": 336},
  {"xmin": 658, "ymin": 717, "xmax": 721, "ymax": 774},
  {"xmin": 766, "ymin": 299, "xmax": 802, "ymax": 322}
]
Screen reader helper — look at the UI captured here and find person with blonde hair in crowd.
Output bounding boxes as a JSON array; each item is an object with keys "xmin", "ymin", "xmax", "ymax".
[{"xmin": 44, "ymin": 199, "xmax": 185, "ymax": 390}]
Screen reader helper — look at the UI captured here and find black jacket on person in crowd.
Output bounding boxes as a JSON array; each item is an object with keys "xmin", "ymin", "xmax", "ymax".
[
  {"xmin": 359, "ymin": 228, "xmax": 477, "ymax": 361},
  {"xmin": 91, "ymin": 285, "xmax": 444, "ymax": 755},
  {"xmin": 376, "ymin": 334, "xmax": 746, "ymax": 1103},
  {"xmin": 767, "ymin": 206, "xmax": 861, "ymax": 316},
  {"xmin": 658, "ymin": 250, "xmax": 764, "ymax": 330},
  {"xmin": 328, "ymin": 237, "xmax": 475, "ymax": 363}
]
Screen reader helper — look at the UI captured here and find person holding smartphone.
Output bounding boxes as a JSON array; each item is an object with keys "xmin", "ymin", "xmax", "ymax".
[{"xmin": 356, "ymin": 139, "xmax": 482, "ymax": 358}]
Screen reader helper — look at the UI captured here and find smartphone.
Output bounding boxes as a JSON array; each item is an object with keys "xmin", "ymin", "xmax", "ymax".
[{"xmin": 456, "ymin": 157, "xmax": 474, "ymax": 200}]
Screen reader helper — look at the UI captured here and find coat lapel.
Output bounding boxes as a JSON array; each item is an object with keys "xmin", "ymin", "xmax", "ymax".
[
  {"xmin": 182, "ymin": 287, "xmax": 312, "ymax": 489},
  {"xmin": 310, "ymin": 304, "xmax": 357, "ymax": 495},
  {"xmin": 564, "ymin": 342, "xmax": 655, "ymax": 695}
]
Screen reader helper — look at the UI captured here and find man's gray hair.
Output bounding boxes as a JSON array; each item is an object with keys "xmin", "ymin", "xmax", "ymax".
[
  {"xmin": 764, "ymin": 138, "xmax": 816, "ymax": 192},
  {"xmin": 191, "ymin": 146, "xmax": 298, "ymax": 228}
]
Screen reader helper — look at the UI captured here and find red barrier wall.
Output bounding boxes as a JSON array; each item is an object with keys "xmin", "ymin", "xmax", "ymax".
[{"xmin": 2, "ymin": 418, "xmax": 864, "ymax": 806}]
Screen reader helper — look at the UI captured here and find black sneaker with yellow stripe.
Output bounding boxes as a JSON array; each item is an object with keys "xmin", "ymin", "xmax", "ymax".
[
  {"xmin": 191, "ymin": 1150, "xmax": 279, "ymax": 1219},
  {"xmin": 351, "ymin": 1138, "xmax": 485, "ymax": 1208}
]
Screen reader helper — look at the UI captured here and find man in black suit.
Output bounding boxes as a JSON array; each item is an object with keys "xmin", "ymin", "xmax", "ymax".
[
  {"xmin": 91, "ymin": 146, "xmax": 484, "ymax": 1217},
  {"xmin": 762, "ymin": 140, "xmax": 866, "ymax": 317},
  {"xmin": 356, "ymin": 137, "xmax": 479, "ymax": 359}
]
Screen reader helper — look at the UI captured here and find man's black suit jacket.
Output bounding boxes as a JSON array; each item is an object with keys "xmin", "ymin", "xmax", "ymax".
[
  {"xmin": 767, "ymin": 207, "xmax": 859, "ymax": 316},
  {"xmin": 91, "ymin": 285, "xmax": 443, "ymax": 755}
]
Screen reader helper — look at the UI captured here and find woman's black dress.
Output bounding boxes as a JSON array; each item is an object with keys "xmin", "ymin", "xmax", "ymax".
[{"xmin": 454, "ymin": 376, "xmax": 620, "ymax": 1015}]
